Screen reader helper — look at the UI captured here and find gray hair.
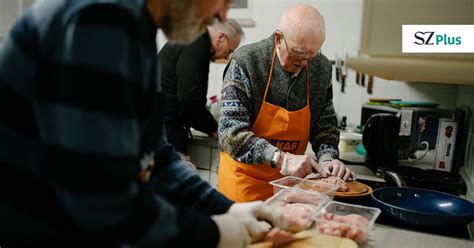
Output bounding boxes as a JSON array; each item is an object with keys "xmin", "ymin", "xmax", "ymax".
[{"xmin": 211, "ymin": 19, "xmax": 244, "ymax": 40}]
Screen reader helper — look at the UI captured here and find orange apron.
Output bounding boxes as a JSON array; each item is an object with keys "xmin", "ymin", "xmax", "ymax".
[{"xmin": 218, "ymin": 46, "xmax": 311, "ymax": 202}]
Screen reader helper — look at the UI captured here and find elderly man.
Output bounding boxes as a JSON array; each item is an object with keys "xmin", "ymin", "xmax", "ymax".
[
  {"xmin": 160, "ymin": 19, "xmax": 243, "ymax": 153},
  {"xmin": 0, "ymin": 0, "xmax": 283, "ymax": 247},
  {"xmin": 218, "ymin": 5, "xmax": 355, "ymax": 202}
]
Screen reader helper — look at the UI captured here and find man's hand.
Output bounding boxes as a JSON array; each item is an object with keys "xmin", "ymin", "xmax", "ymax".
[
  {"xmin": 212, "ymin": 201, "xmax": 287, "ymax": 247},
  {"xmin": 279, "ymin": 153, "xmax": 313, "ymax": 178},
  {"xmin": 312, "ymin": 159, "xmax": 355, "ymax": 181}
]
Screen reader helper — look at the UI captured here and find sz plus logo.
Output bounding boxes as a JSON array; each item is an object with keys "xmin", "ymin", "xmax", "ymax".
[
  {"xmin": 403, "ymin": 25, "xmax": 474, "ymax": 53},
  {"xmin": 413, "ymin": 31, "xmax": 461, "ymax": 46}
]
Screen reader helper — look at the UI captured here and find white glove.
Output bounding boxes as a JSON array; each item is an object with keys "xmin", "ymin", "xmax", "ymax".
[
  {"xmin": 279, "ymin": 153, "xmax": 313, "ymax": 178},
  {"xmin": 317, "ymin": 159, "xmax": 355, "ymax": 180},
  {"xmin": 212, "ymin": 201, "xmax": 288, "ymax": 247},
  {"xmin": 228, "ymin": 201, "xmax": 288, "ymax": 234},
  {"xmin": 212, "ymin": 214, "xmax": 251, "ymax": 248}
]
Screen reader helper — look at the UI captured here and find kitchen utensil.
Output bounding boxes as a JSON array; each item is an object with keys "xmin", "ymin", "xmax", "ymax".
[
  {"xmin": 368, "ymin": 98, "xmax": 401, "ymax": 103},
  {"xmin": 372, "ymin": 187, "xmax": 474, "ymax": 228},
  {"xmin": 361, "ymin": 73, "xmax": 365, "ymax": 86},
  {"xmin": 335, "ymin": 54, "xmax": 341, "ymax": 82},
  {"xmin": 389, "ymin": 100, "xmax": 439, "ymax": 107},
  {"xmin": 367, "ymin": 75, "xmax": 373, "ymax": 94},
  {"xmin": 248, "ymin": 230, "xmax": 358, "ymax": 248},
  {"xmin": 341, "ymin": 55, "xmax": 348, "ymax": 93},
  {"xmin": 356, "ymin": 72, "xmax": 360, "ymax": 85},
  {"xmin": 341, "ymin": 75, "xmax": 346, "ymax": 93}
]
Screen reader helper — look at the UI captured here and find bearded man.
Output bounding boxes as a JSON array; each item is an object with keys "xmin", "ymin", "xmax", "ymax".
[{"xmin": 0, "ymin": 0, "xmax": 284, "ymax": 247}]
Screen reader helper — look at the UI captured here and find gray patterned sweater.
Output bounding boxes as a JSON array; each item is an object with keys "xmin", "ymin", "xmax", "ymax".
[{"xmin": 219, "ymin": 34, "xmax": 340, "ymax": 165}]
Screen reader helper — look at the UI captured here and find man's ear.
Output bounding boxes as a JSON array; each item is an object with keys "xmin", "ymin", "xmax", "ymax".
[
  {"xmin": 274, "ymin": 31, "xmax": 283, "ymax": 47},
  {"xmin": 218, "ymin": 32, "xmax": 227, "ymax": 42}
]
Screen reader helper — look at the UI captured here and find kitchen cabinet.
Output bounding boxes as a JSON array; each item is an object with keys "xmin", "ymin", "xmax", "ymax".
[{"xmin": 347, "ymin": 0, "xmax": 474, "ymax": 85}]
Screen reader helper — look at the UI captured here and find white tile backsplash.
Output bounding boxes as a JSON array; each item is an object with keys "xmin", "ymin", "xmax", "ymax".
[{"xmin": 339, "ymin": 85, "xmax": 362, "ymax": 109}]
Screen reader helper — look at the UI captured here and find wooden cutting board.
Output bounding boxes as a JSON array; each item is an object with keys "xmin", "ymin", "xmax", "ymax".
[
  {"xmin": 301, "ymin": 180, "xmax": 373, "ymax": 198},
  {"xmin": 248, "ymin": 230, "xmax": 358, "ymax": 248},
  {"xmin": 334, "ymin": 181, "xmax": 373, "ymax": 198}
]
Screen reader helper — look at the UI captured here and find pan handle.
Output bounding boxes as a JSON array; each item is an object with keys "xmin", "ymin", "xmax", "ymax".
[{"xmin": 385, "ymin": 170, "xmax": 407, "ymax": 187}]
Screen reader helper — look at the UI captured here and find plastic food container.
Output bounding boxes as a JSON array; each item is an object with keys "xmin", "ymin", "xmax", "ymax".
[
  {"xmin": 270, "ymin": 176, "xmax": 337, "ymax": 199},
  {"xmin": 314, "ymin": 201, "xmax": 381, "ymax": 244},
  {"xmin": 265, "ymin": 189, "xmax": 330, "ymax": 232}
]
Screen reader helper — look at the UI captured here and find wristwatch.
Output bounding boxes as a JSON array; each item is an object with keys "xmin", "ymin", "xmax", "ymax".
[{"xmin": 271, "ymin": 149, "xmax": 281, "ymax": 168}]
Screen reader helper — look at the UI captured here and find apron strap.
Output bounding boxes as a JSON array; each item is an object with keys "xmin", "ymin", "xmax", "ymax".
[
  {"xmin": 262, "ymin": 47, "xmax": 277, "ymax": 102},
  {"xmin": 263, "ymin": 46, "xmax": 311, "ymax": 105}
]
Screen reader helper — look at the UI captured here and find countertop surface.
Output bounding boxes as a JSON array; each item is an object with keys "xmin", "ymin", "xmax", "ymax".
[
  {"xmin": 189, "ymin": 137, "xmax": 474, "ymax": 245},
  {"xmin": 364, "ymin": 224, "xmax": 474, "ymax": 248}
]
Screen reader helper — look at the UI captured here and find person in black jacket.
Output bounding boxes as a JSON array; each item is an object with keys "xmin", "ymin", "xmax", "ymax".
[
  {"xmin": 160, "ymin": 19, "xmax": 243, "ymax": 153},
  {"xmin": 0, "ymin": 0, "xmax": 285, "ymax": 247}
]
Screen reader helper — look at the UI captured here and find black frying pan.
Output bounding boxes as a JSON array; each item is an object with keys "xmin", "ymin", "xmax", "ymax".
[{"xmin": 372, "ymin": 187, "xmax": 474, "ymax": 228}]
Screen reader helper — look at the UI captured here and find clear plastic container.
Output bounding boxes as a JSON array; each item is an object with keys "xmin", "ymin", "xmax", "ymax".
[
  {"xmin": 270, "ymin": 176, "xmax": 337, "ymax": 199},
  {"xmin": 265, "ymin": 189, "xmax": 330, "ymax": 232},
  {"xmin": 314, "ymin": 201, "xmax": 381, "ymax": 244}
]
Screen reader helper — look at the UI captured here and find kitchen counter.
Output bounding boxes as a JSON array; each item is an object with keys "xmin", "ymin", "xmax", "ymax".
[
  {"xmin": 364, "ymin": 224, "xmax": 474, "ymax": 248},
  {"xmin": 334, "ymin": 150, "xmax": 474, "ymax": 244}
]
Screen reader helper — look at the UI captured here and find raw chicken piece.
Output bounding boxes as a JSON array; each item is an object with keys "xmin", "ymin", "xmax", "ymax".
[
  {"xmin": 317, "ymin": 211, "xmax": 370, "ymax": 244},
  {"xmin": 282, "ymin": 203, "xmax": 317, "ymax": 232},
  {"xmin": 327, "ymin": 213, "xmax": 370, "ymax": 227},
  {"xmin": 285, "ymin": 193, "xmax": 327, "ymax": 205},
  {"xmin": 264, "ymin": 227, "xmax": 294, "ymax": 247},
  {"xmin": 299, "ymin": 180, "xmax": 336, "ymax": 192},
  {"xmin": 319, "ymin": 176, "xmax": 349, "ymax": 192}
]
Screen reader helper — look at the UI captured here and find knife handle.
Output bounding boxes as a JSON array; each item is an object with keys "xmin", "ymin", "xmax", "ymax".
[
  {"xmin": 341, "ymin": 75, "xmax": 346, "ymax": 93},
  {"xmin": 367, "ymin": 75, "xmax": 373, "ymax": 94}
]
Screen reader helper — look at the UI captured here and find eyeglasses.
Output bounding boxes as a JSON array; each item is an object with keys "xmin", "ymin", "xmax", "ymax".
[{"xmin": 278, "ymin": 31, "xmax": 320, "ymax": 62}]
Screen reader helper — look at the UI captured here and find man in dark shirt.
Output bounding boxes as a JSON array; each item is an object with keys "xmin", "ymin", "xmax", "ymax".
[
  {"xmin": 159, "ymin": 19, "xmax": 243, "ymax": 153},
  {"xmin": 0, "ymin": 1, "xmax": 284, "ymax": 247}
]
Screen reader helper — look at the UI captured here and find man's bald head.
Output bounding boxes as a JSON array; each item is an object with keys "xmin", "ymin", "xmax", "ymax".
[
  {"xmin": 274, "ymin": 5, "xmax": 325, "ymax": 74},
  {"xmin": 278, "ymin": 5, "xmax": 325, "ymax": 43}
]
